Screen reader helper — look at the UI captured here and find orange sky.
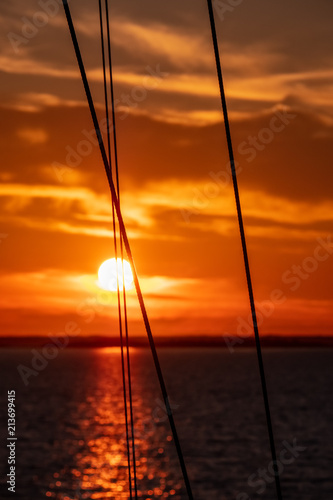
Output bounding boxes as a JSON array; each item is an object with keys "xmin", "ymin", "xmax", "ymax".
[{"xmin": 0, "ymin": 0, "xmax": 332, "ymax": 337}]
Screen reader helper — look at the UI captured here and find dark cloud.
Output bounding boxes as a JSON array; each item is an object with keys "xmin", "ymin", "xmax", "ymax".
[
  {"xmin": 1, "ymin": 102, "xmax": 333, "ymax": 204},
  {"xmin": 1, "ymin": 0, "xmax": 333, "ymax": 116}
]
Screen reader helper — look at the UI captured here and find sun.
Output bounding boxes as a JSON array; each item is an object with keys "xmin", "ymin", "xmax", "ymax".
[{"xmin": 98, "ymin": 258, "xmax": 134, "ymax": 292}]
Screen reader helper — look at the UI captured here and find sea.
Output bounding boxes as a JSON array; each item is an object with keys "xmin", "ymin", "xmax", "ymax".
[{"xmin": 0, "ymin": 347, "xmax": 332, "ymax": 500}]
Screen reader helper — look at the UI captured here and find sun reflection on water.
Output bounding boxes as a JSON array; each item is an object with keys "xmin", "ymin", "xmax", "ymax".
[{"xmin": 45, "ymin": 349, "xmax": 183, "ymax": 499}]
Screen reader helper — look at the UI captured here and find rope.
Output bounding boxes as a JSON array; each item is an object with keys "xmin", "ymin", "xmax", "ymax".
[
  {"xmin": 97, "ymin": 1, "xmax": 133, "ymax": 497},
  {"xmin": 61, "ymin": 2, "xmax": 193, "ymax": 498},
  {"xmin": 206, "ymin": 2, "xmax": 283, "ymax": 499},
  {"xmin": 104, "ymin": 0, "xmax": 138, "ymax": 496}
]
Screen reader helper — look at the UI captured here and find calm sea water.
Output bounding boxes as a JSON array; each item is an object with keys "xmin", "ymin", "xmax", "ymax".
[{"xmin": 0, "ymin": 347, "xmax": 332, "ymax": 499}]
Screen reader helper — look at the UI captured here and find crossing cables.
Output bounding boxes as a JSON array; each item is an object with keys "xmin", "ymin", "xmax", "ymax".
[{"xmin": 61, "ymin": 1, "xmax": 194, "ymax": 498}]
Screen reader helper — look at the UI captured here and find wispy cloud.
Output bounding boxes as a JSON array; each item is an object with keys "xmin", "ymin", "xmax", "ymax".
[
  {"xmin": 1, "ymin": 181, "xmax": 332, "ymax": 243},
  {"xmin": 17, "ymin": 127, "xmax": 48, "ymax": 144}
]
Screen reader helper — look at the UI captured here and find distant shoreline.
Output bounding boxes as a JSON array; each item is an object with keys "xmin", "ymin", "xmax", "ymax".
[{"xmin": 0, "ymin": 335, "xmax": 332, "ymax": 349}]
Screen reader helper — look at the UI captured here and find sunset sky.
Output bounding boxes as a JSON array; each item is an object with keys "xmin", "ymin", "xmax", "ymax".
[{"xmin": 0, "ymin": 0, "xmax": 332, "ymax": 338}]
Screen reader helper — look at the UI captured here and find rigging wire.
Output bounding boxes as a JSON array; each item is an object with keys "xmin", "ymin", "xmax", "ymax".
[
  {"xmin": 98, "ymin": 0, "xmax": 137, "ymax": 499},
  {"xmin": 206, "ymin": 2, "xmax": 283, "ymax": 499},
  {"xmin": 103, "ymin": 1, "xmax": 138, "ymax": 497},
  {"xmin": 97, "ymin": 1, "xmax": 133, "ymax": 497},
  {"xmin": 61, "ymin": 1, "xmax": 194, "ymax": 498}
]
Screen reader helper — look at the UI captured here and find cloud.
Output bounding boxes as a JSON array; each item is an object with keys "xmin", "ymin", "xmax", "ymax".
[
  {"xmin": 3, "ymin": 175, "xmax": 330, "ymax": 246},
  {"xmin": 1, "ymin": 104, "xmax": 333, "ymax": 245},
  {"xmin": 0, "ymin": 53, "xmax": 78, "ymax": 79},
  {"xmin": 110, "ymin": 20, "xmax": 211, "ymax": 71},
  {"xmin": 17, "ymin": 127, "xmax": 48, "ymax": 144},
  {"xmin": 10, "ymin": 93, "xmax": 86, "ymax": 113},
  {"xmin": 2, "ymin": 1, "xmax": 333, "ymax": 123}
]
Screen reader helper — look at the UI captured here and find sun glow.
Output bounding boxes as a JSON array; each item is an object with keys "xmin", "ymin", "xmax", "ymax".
[{"xmin": 98, "ymin": 258, "xmax": 134, "ymax": 292}]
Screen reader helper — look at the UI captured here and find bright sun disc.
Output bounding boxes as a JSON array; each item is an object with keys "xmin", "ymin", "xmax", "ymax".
[{"xmin": 98, "ymin": 258, "xmax": 134, "ymax": 292}]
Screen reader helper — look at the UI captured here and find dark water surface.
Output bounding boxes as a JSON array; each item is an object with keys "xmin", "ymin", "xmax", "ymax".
[{"xmin": 0, "ymin": 348, "xmax": 332, "ymax": 499}]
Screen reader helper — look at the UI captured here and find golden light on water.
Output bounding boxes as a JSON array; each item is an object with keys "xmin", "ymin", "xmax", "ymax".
[
  {"xmin": 45, "ymin": 351, "xmax": 182, "ymax": 499},
  {"xmin": 98, "ymin": 258, "xmax": 134, "ymax": 292}
]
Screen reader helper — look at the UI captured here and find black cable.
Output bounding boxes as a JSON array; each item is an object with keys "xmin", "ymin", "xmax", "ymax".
[
  {"xmin": 206, "ymin": 2, "xmax": 283, "ymax": 499},
  {"xmin": 97, "ymin": 1, "xmax": 133, "ymax": 497},
  {"xmin": 61, "ymin": 2, "xmax": 194, "ymax": 498},
  {"xmin": 104, "ymin": 1, "xmax": 138, "ymax": 497}
]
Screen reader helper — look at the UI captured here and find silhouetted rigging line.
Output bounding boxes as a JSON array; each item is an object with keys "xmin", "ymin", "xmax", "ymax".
[
  {"xmin": 103, "ymin": 0, "xmax": 138, "ymax": 496},
  {"xmin": 61, "ymin": 2, "xmax": 193, "ymax": 498},
  {"xmin": 97, "ymin": 1, "xmax": 133, "ymax": 498},
  {"xmin": 206, "ymin": 2, "xmax": 283, "ymax": 500},
  {"xmin": 103, "ymin": 1, "xmax": 138, "ymax": 498}
]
